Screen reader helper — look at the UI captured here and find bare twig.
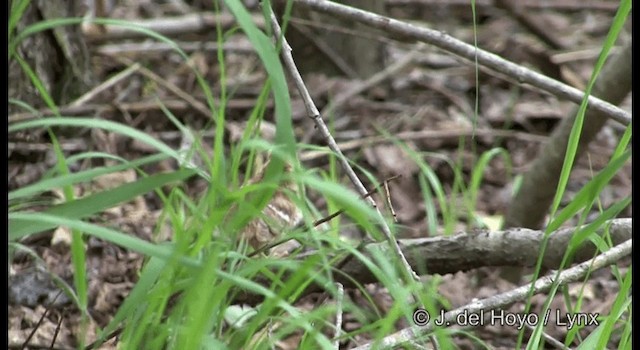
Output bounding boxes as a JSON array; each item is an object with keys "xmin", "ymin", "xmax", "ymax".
[
  {"xmin": 295, "ymin": 0, "xmax": 631, "ymax": 126},
  {"xmin": 333, "ymin": 282, "xmax": 344, "ymax": 350},
  {"xmin": 21, "ymin": 291, "xmax": 63, "ymax": 350},
  {"xmin": 313, "ymin": 174, "xmax": 401, "ymax": 227},
  {"xmin": 504, "ymin": 39, "xmax": 632, "ymax": 230},
  {"xmin": 247, "ymin": 175, "xmax": 401, "ymax": 259},
  {"xmin": 351, "ymin": 238, "xmax": 631, "ymax": 349},
  {"xmin": 265, "ymin": 5, "xmax": 422, "ymax": 286},
  {"xmin": 383, "ymin": 178, "xmax": 397, "ymax": 223},
  {"xmin": 69, "ymin": 63, "xmax": 141, "ymax": 107}
]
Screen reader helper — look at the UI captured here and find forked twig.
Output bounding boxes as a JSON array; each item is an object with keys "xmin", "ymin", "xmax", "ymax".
[
  {"xmin": 313, "ymin": 174, "xmax": 401, "ymax": 227},
  {"xmin": 247, "ymin": 175, "xmax": 402, "ymax": 258},
  {"xmin": 384, "ymin": 178, "xmax": 397, "ymax": 223}
]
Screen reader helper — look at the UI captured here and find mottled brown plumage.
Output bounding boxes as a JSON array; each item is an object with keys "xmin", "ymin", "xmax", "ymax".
[{"xmin": 238, "ymin": 160, "xmax": 303, "ymax": 257}]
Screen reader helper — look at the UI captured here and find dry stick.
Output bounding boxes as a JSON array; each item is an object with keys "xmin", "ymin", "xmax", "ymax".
[
  {"xmin": 51, "ymin": 311, "xmax": 64, "ymax": 349},
  {"xmin": 265, "ymin": 7, "xmax": 422, "ymax": 287},
  {"xmin": 70, "ymin": 63, "xmax": 141, "ymax": 107},
  {"xmin": 383, "ymin": 178, "xmax": 397, "ymax": 223},
  {"xmin": 295, "ymin": 0, "xmax": 631, "ymax": 127},
  {"xmin": 351, "ymin": 238, "xmax": 632, "ymax": 350}
]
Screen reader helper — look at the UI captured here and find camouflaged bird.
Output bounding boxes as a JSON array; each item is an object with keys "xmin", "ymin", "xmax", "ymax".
[{"xmin": 235, "ymin": 159, "xmax": 303, "ymax": 257}]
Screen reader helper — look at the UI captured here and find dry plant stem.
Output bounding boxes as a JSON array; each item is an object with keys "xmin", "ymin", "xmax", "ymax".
[
  {"xmin": 504, "ymin": 39, "xmax": 632, "ymax": 230},
  {"xmin": 351, "ymin": 238, "xmax": 632, "ymax": 350},
  {"xmin": 266, "ymin": 8, "xmax": 422, "ymax": 284},
  {"xmin": 70, "ymin": 63, "xmax": 141, "ymax": 107},
  {"xmin": 333, "ymin": 282, "xmax": 344, "ymax": 350},
  {"xmin": 295, "ymin": 0, "xmax": 631, "ymax": 126},
  {"xmin": 247, "ymin": 175, "xmax": 401, "ymax": 258},
  {"xmin": 384, "ymin": 179, "xmax": 397, "ymax": 222}
]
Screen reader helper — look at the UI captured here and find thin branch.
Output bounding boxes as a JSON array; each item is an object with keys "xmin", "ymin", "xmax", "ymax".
[
  {"xmin": 351, "ymin": 238, "xmax": 631, "ymax": 349},
  {"xmin": 69, "ymin": 63, "xmax": 141, "ymax": 107},
  {"xmin": 313, "ymin": 175, "xmax": 401, "ymax": 227},
  {"xmin": 264, "ymin": 5, "xmax": 422, "ymax": 286},
  {"xmin": 383, "ymin": 178, "xmax": 397, "ymax": 223},
  {"xmin": 247, "ymin": 174, "xmax": 401, "ymax": 258},
  {"xmin": 294, "ymin": 0, "xmax": 631, "ymax": 126}
]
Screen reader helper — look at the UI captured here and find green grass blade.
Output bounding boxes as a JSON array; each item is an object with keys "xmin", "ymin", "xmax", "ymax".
[{"xmin": 9, "ymin": 169, "xmax": 195, "ymax": 239}]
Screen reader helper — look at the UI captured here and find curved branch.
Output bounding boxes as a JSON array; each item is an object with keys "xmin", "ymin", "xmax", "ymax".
[
  {"xmin": 232, "ymin": 218, "xmax": 631, "ymax": 305},
  {"xmin": 292, "ymin": 0, "xmax": 631, "ymax": 126}
]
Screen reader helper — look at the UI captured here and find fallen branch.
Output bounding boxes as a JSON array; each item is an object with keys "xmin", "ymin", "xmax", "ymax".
[{"xmin": 232, "ymin": 218, "xmax": 631, "ymax": 305}]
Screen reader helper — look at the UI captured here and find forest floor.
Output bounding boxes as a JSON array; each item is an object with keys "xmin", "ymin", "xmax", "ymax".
[{"xmin": 9, "ymin": 1, "xmax": 631, "ymax": 349}]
